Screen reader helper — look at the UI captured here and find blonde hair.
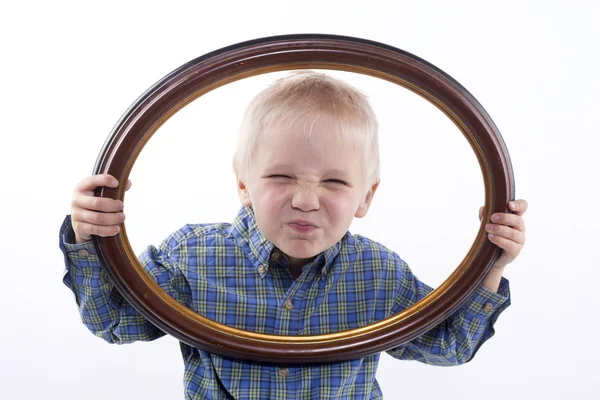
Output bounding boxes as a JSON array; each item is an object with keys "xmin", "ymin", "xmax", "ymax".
[{"xmin": 233, "ymin": 70, "xmax": 380, "ymax": 188}]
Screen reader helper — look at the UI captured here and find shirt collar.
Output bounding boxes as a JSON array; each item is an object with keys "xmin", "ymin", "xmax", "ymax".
[
  {"xmin": 231, "ymin": 206, "xmax": 274, "ymax": 274},
  {"xmin": 230, "ymin": 206, "xmax": 345, "ymax": 279},
  {"xmin": 318, "ymin": 238, "xmax": 343, "ymax": 280}
]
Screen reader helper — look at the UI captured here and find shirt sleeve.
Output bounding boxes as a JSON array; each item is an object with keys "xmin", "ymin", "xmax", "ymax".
[
  {"xmin": 385, "ymin": 257, "xmax": 511, "ymax": 365},
  {"xmin": 59, "ymin": 215, "xmax": 192, "ymax": 345}
]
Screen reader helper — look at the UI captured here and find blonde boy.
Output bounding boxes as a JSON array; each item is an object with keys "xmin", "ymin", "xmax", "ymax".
[{"xmin": 60, "ymin": 71, "xmax": 528, "ymax": 399}]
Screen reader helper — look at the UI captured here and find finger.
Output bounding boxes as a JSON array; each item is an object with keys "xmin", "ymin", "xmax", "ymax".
[
  {"xmin": 77, "ymin": 174, "xmax": 119, "ymax": 193},
  {"xmin": 75, "ymin": 195, "xmax": 124, "ymax": 212},
  {"xmin": 125, "ymin": 179, "xmax": 132, "ymax": 191},
  {"xmin": 75, "ymin": 221, "xmax": 121, "ymax": 238},
  {"xmin": 490, "ymin": 212, "xmax": 526, "ymax": 232},
  {"xmin": 72, "ymin": 208, "xmax": 125, "ymax": 226},
  {"xmin": 486, "ymin": 223, "xmax": 526, "ymax": 244},
  {"xmin": 487, "ymin": 233, "xmax": 522, "ymax": 257},
  {"xmin": 478, "ymin": 206, "xmax": 484, "ymax": 221},
  {"xmin": 508, "ymin": 199, "xmax": 528, "ymax": 216}
]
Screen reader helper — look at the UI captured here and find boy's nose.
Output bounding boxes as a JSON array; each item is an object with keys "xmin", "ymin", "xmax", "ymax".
[{"xmin": 291, "ymin": 187, "xmax": 320, "ymax": 212}]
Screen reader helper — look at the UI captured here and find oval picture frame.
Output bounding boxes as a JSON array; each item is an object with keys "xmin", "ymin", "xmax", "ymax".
[{"xmin": 92, "ymin": 34, "xmax": 514, "ymax": 364}]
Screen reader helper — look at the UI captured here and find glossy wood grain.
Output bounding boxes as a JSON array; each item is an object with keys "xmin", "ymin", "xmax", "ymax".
[{"xmin": 92, "ymin": 34, "xmax": 514, "ymax": 363}]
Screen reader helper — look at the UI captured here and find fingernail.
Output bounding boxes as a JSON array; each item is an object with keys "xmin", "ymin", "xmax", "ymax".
[
  {"xmin": 111, "ymin": 179, "xmax": 118, "ymax": 187},
  {"xmin": 492, "ymin": 214, "xmax": 500, "ymax": 222},
  {"xmin": 510, "ymin": 201, "xmax": 516, "ymax": 209}
]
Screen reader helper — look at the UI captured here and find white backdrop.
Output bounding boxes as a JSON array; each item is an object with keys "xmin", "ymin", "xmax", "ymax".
[{"xmin": 1, "ymin": 1, "xmax": 599, "ymax": 399}]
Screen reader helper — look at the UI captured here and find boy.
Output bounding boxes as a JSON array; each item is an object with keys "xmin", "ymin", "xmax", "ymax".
[{"xmin": 59, "ymin": 71, "xmax": 528, "ymax": 399}]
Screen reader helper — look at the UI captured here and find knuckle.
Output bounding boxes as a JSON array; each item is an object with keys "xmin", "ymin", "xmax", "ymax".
[
  {"xmin": 83, "ymin": 175, "xmax": 95, "ymax": 188},
  {"xmin": 72, "ymin": 221, "xmax": 81, "ymax": 234},
  {"xmin": 98, "ymin": 198, "xmax": 110, "ymax": 212},
  {"xmin": 506, "ymin": 227, "xmax": 515, "ymax": 240},
  {"xmin": 103, "ymin": 225, "xmax": 120, "ymax": 237},
  {"xmin": 107, "ymin": 213, "xmax": 120, "ymax": 226},
  {"xmin": 89, "ymin": 197, "xmax": 100, "ymax": 210},
  {"xmin": 90, "ymin": 224, "xmax": 101, "ymax": 235},
  {"xmin": 106, "ymin": 199, "xmax": 119, "ymax": 212},
  {"xmin": 75, "ymin": 178, "xmax": 85, "ymax": 190},
  {"xmin": 89, "ymin": 211, "xmax": 104, "ymax": 225},
  {"xmin": 71, "ymin": 209, "xmax": 82, "ymax": 223},
  {"xmin": 112, "ymin": 199, "xmax": 124, "ymax": 211}
]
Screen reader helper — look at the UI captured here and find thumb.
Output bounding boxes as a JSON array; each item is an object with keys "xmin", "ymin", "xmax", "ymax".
[
  {"xmin": 125, "ymin": 179, "xmax": 132, "ymax": 191},
  {"xmin": 478, "ymin": 206, "xmax": 484, "ymax": 221}
]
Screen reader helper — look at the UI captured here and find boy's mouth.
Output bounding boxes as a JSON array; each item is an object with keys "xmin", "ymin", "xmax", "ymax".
[
  {"xmin": 289, "ymin": 219, "xmax": 318, "ymax": 227},
  {"xmin": 288, "ymin": 220, "xmax": 318, "ymax": 233}
]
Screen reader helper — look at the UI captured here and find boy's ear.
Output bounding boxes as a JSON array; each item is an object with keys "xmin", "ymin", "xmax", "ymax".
[
  {"xmin": 355, "ymin": 181, "xmax": 380, "ymax": 218},
  {"xmin": 236, "ymin": 176, "xmax": 252, "ymax": 207}
]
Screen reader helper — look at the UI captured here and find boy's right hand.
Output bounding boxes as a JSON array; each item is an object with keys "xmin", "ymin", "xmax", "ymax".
[{"xmin": 71, "ymin": 174, "xmax": 131, "ymax": 244}]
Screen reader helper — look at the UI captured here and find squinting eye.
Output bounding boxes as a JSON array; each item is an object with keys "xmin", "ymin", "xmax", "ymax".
[
  {"xmin": 325, "ymin": 179, "xmax": 347, "ymax": 185},
  {"xmin": 269, "ymin": 175, "xmax": 292, "ymax": 180}
]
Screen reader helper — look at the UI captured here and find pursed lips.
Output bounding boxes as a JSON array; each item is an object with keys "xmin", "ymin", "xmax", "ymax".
[{"xmin": 288, "ymin": 220, "xmax": 318, "ymax": 227}]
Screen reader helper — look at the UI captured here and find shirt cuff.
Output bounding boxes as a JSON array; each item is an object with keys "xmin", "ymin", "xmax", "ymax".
[
  {"xmin": 461, "ymin": 277, "xmax": 511, "ymax": 363},
  {"xmin": 465, "ymin": 277, "xmax": 510, "ymax": 322},
  {"xmin": 59, "ymin": 215, "xmax": 104, "ymax": 301},
  {"xmin": 462, "ymin": 277, "xmax": 511, "ymax": 321},
  {"xmin": 59, "ymin": 215, "xmax": 99, "ymax": 263}
]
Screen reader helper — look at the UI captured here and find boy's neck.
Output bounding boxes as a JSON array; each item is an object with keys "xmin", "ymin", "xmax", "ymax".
[
  {"xmin": 287, "ymin": 256, "xmax": 316, "ymax": 280},
  {"xmin": 288, "ymin": 265, "xmax": 303, "ymax": 280}
]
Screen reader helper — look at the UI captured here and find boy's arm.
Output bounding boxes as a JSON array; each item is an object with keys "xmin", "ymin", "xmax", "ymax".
[
  {"xmin": 386, "ymin": 258, "xmax": 510, "ymax": 365},
  {"xmin": 59, "ymin": 215, "xmax": 192, "ymax": 344}
]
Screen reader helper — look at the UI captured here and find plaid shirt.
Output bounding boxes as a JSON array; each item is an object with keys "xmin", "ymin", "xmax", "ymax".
[{"xmin": 59, "ymin": 206, "xmax": 510, "ymax": 400}]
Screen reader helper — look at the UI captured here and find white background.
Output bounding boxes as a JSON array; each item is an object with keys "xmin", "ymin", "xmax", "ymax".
[{"xmin": 1, "ymin": 0, "xmax": 599, "ymax": 399}]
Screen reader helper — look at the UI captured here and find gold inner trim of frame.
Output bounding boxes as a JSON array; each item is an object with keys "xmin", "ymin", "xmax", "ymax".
[{"xmin": 113, "ymin": 61, "xmax": 494, "ymax": 345}]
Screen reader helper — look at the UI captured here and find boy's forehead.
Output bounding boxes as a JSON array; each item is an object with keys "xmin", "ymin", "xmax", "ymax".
[
  {"xmin": 261, "ymin": 116, "xmax": 359, "ymax": 147},
  {"xmin": 260, "ymin": 127, "xmax": 356, "ymax": 157}
]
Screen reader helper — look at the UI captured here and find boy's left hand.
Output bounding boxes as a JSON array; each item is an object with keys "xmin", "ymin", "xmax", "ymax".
[{"xmin": 479, "ymin": 199, "xmax": 528, "ymax": 269}]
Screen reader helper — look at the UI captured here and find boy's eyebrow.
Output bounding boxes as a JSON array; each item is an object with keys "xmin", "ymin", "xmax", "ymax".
[
  {"xmin": 323, "ymin": 169, "xmax": 353, "ymax": 178},
  {"xmin": 263, "ymin": 164, "xmax": 292, "ymax": 171},
  {"xmin": 262, "ymin": 166, "xmax": 353, "ymax": 179}
]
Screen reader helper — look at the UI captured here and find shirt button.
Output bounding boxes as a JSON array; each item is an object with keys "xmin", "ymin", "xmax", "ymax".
[
  {"xmin": 284, "ymin": 299, "xmax": 294, "ymax": 310},
  {"xmin": 258, "ymin": 265, "xmax": 267, "ymax": 274},
  {"xmin": 271, "ymin": 252, "xmax": 282, "ymax": 262},
  {"xmin": 483, "ymin": 303, "xmax": 494, "ymax": 312},
  {"xmin": 278, "ymin": 367, "xmax": 289, "ymax": 377},
  {"xmin": 321, "ymin": 267, "xmax": 328, "ymax": 277},
  {"xmin": 77, "ymin": 249, "xmax": 89, "ymax": 258}
]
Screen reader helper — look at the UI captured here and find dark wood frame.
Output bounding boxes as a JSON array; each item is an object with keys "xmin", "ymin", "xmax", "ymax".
[{"xmin": 92, "ymin": 34, "xmax": 514, "ymax": 363}]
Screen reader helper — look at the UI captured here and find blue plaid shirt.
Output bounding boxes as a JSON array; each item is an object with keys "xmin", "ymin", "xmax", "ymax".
[{"xmin": 59, "ymin": 206, "xmax": 510, "ymax": 399}]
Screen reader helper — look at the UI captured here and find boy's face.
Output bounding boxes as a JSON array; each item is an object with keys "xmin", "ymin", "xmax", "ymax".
[{"xmin": 236, "ymin": 121, "xmax": 379, "ymax": 267}]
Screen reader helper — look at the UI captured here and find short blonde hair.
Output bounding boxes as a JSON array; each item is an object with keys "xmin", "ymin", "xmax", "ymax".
[{"xmin": 233, "ymin": 70, "xmax": 380, "ymax": 188}]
